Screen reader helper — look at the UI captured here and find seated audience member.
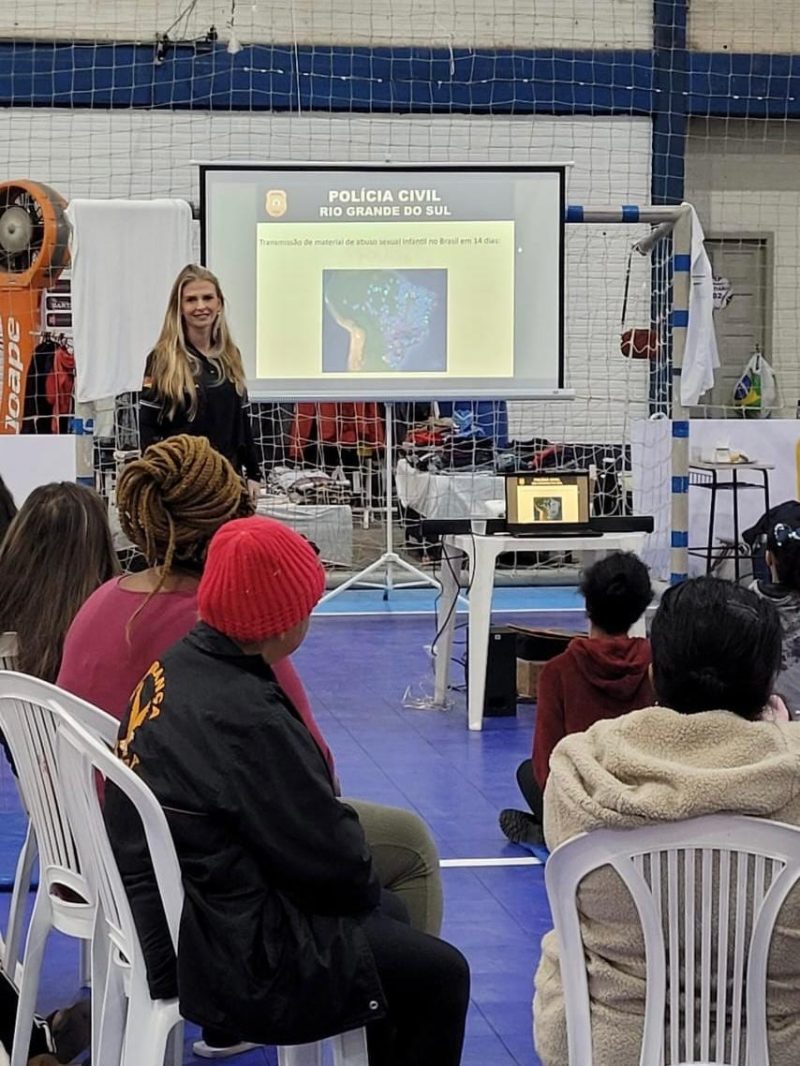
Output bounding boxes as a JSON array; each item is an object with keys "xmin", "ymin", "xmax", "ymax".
[
  {"xmin": 104, "ymin": 517, "xmax": 470, "ymax": 1066},
  {"xmin": 0, "ymin": 484, "xmax": 106, "ymax": 1064},
  {"xmin": 752, "ymin": 504, "xmax": 800, "ymax": 715},
  {"xmin": 500, "ymin": 552, "xmax": 653, "ymax": 845},
  {"xmin": 534, "ymin": 576, "xmax": 800, "ymax": 1066},
  {"xmin": 0, "ymin": 482, "xmax": 118, "ymax": 682},
  {"xmin": 59, "ymin": 435, "xmax": 444, "ymax": 1057}
]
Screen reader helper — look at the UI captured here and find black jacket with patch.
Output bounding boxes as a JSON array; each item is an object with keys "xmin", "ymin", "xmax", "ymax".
[
  {"xmin": 138, "ymin": 346, "xmax": 261, "ymax": 480},
  {"xmin": 104, "ymin": 622, "xmax": 385, "ymax": 1044}
]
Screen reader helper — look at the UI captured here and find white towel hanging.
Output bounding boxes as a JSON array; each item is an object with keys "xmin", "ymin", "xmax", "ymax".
[{"xmin": 65, "ymin": 198, "xmax": 194, "ymax": 403}]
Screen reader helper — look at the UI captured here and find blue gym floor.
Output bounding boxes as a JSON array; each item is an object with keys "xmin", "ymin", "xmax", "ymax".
[{"xmin": 0, "ymin": 588, "xmax": 588, "ymax": 1066}]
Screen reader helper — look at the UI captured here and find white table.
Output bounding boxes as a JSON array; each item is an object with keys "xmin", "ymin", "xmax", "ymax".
[{"xmin": 434, "ymin": 530, "xmax": 648, "ymax": 730}]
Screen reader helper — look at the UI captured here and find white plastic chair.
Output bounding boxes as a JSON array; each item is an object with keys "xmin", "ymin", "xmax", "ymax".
[
  {"xmin": 0, "ymin": 671, "xmax": 117, "ymax": 1066},
  {"xmin": 0, "ymin": 635, "xmax": 35, "ymax": 983},
  {"xmin": 278, "ymin": 1029, "xmax": 369, "ymax": 1066},
  {"xmin": 54, "ymin": 712, "xmax": 183, "ymax": 1066},
  {"xmin": 0, "ymin": 641, "xmax": 99, "ymax": 989},
  {"xmin": 54, "ymin": 707, "xmax": 369, "ymax": 1066},
  {"xmin": 545, "ymin": 813, "xmax": 800, "ymax": 1066}
]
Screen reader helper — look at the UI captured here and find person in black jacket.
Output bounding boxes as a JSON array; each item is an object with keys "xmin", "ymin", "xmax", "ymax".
[
  {"xmin": 104, "ymin": 515, "xmax": 469, "ymax": 1065},
  {"xmin": 138, "ymin": 265, "xmax": 262, "ymax": 504}
]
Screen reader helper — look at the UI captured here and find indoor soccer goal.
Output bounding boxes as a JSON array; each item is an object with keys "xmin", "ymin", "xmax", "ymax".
[{"xmin": 1, "ymin": 0, "xmax": 796, "ymax": 590}]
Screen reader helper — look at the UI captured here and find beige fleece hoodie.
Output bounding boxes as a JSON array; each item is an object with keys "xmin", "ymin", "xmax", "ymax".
[{"xmin": 534, "ymin": 706, "xmax": 800, "ymax": 1066}]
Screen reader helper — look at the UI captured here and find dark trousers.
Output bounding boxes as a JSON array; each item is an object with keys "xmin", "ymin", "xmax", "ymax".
[
  {"xmin": 205, "ymin": 891, "xmax": 470, "ymax": 1066},
  {"xmin": 0, "ymin": 971, "xmax": 52, "ymax": 1058},
  {"xmin": 517, "ymin": 759, "xmax": 545, "ymax": 824},
  {"xmin": 363, "ymin": 893, "xmax": 470, "ymax": 1066}
]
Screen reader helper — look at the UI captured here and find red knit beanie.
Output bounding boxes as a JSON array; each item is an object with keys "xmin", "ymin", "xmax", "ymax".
[{"xmin": 198, "ymin": 516, "xmax": 325, "ymax": 643}]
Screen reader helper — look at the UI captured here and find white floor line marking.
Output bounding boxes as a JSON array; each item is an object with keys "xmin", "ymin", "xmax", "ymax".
[
  {"xmin": 440, "ymin": 856, "xmax": 542, "ymax": 868},
  {"xmin": 315, "ymin": 607, "xmax": 584, "ymax": 618}
]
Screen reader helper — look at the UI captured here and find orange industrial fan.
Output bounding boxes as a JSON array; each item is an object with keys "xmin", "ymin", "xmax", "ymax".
[{"xmin": 0, "ymin": 181, "xmax": 70, "ymax": 433}]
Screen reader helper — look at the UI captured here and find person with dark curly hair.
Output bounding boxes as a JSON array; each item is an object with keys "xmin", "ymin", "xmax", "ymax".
[{"xmin": 500, "ymin": 552, "xmax": 654, "ymax": 846}]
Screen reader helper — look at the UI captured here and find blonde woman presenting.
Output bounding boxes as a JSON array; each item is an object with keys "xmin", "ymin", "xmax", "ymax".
[{"xmin": 139, "ymin": 265, "xmax": 262, "ymax": 504}]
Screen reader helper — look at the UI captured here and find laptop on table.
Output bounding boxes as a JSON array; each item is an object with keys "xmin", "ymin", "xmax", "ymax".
[{"xmin": 504, "ymin": 471, "xmax": 598, "ymax": 536}]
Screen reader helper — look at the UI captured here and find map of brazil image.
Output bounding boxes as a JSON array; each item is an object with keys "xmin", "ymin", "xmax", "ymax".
[{"xmin": 322, "ymin": 268, "xmax": 448, "ymax": 373}]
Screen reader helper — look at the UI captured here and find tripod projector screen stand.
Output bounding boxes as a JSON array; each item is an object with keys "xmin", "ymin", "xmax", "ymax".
[{"xmin": 319, "ymin": 402, "xmax": 440, "ymax": 603}]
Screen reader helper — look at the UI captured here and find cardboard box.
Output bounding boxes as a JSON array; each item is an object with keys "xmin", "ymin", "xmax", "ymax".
[{"xmin": 511, "ymin": 625, "xmax": 583, "ymax": 702}]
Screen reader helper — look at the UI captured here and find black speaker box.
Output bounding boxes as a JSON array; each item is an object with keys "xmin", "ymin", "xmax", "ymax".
[{"xmin": 468, "ymin": 625, "xmax": 518, "ymax": 717}]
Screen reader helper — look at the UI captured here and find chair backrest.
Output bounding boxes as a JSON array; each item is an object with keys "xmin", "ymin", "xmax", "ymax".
[
  {"xmin": 545, "ymin": 814, "xmax": 800, "ymax": 1066},
  {"xmin": 0, "ymin": 635, "xmax": 19, "ymax": 778},
  {"xmin": 54, "ymin": 711, "xmax": 183, "ymax": 971},
  {"xmin": 0, "ymin": 633, "xmax": 18, "ymax": 670},
  {"xmin": 0, "ymin": 671, "xmax": 118, "ymax": 897}
]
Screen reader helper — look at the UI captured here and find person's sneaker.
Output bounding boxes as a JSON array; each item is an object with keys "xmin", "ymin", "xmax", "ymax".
[
  {"xmin": 499, "ymin": 808, "xmax": 545, "ymax": 846},
  {"xmin": 192, "ymin": 1039, "xmax": 264, "ymax": 1059},
  {"xmin": 47, "ymin": 999, "xmax": 91, "ymax": 1064}
]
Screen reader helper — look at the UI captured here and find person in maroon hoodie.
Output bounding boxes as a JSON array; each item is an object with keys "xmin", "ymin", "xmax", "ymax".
[{"xmin": 500, "ymin": 552, "xmax": 654, "ymax": 845}]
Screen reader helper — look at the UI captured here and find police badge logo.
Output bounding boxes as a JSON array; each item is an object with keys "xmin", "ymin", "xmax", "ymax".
[{"xmin": 265, "ymin": 190, "xmax": 287, "ymax": 218}]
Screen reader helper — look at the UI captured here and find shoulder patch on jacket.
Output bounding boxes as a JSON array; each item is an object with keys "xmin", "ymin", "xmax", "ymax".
[{"xmin": 118, "ymin": 660, "xmax": 166, "ymax": 769}]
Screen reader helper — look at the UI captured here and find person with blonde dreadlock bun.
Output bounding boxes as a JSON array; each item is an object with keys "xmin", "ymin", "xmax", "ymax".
[{"xmin": 58, "ymin": 434, "xmax": 444, "ymax": 1061}]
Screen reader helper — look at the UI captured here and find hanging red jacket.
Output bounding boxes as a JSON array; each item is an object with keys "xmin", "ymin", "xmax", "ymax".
[
  {"xmin": 44, "ymin": 343, "xmax": 75, "ymax": 433},
  {"xmin": 290, "ymin": 403, "xmax": 385, "ymax": 460}
]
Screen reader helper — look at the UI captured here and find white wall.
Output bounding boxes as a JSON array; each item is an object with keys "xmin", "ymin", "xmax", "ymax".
[
  {"xmin": 2, "ymin": 111, "xmax": 650, "ymax": 207},
  {"xmin": 689, "ymin": 0, "xmax": 800, "ymax": 52},
  {"xmin": 23, "ymin": 0, "xmax": 800, "ymax": 57},
  {"xmin": 1, "ymin": 0, "xmax": 652, "ymax": 48},
  {"xmin": 0, "ymin": 438, "xmax": 78, "ymax": 506},
  {"xmin": 685, "ymin": 119, "xmax": 800, "ymax": 417},
  {"xmin": 633, "ymin": 418, "xmax": 800, "ymax": 583},
  {"xmin": 1, "ymin": 109, "xmax": 653, "ymax": 443}
]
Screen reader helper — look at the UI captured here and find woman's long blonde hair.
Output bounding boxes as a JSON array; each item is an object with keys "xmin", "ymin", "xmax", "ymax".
[{"xmin": 148, "ymin": 264, "xmax": 247, "ymax": 419}]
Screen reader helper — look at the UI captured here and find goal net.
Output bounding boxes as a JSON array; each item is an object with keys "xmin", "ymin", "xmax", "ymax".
[{"xmin": 1, "ymin": 0, "xmax": 793, "ymax": 586}]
